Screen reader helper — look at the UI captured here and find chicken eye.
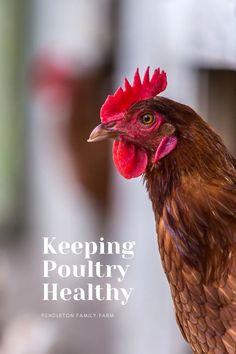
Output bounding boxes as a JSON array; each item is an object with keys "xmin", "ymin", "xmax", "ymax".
[{"xmin": 140, "ymin": 113, "xmax": 155, "ymax": 125}]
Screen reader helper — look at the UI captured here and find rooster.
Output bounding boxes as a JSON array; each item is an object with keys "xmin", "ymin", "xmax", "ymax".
[{"xmin": 88, "ymin": 67, "xmax": 236, "ymax": 353}]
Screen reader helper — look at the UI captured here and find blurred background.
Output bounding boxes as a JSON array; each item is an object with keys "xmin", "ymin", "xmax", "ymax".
[{"xmin": 0, "ymin": 0, "xmax": 235, "ymax": 353}]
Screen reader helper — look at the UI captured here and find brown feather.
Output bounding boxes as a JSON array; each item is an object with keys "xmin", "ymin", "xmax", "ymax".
[{"xmin": 144, "ymin": 97, "xmax": 236, "ymax": 352}]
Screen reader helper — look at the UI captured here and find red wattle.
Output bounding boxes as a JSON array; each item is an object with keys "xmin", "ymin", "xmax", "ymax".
[{"xmin": 113, "ymin": 140, "xmax": 148, "ymax": 179}]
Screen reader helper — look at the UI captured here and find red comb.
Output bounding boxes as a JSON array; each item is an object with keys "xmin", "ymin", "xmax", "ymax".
[{"xmin": 101, "ymin": 67, "xmax": 167, "ymax": 123}]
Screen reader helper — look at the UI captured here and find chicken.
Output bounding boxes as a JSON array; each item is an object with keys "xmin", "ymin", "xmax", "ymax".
[
  {"xmin": 33, "ymin": 55, "xmax": 113, "ymax": 213},
  {"xmin": 88, "ymin": 67, "xmax": 236, "ymax": 353}
]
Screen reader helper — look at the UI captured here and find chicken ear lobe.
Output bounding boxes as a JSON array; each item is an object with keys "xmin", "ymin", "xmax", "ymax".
[{"xmin": 153, "ymin": 136, "xmax": 177, "ymax": 164}]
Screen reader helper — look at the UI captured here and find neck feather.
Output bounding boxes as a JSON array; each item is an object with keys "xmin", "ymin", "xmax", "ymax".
[{"xmin": 144, "ymin": 126, "xmax": 235, "ymax": 280}]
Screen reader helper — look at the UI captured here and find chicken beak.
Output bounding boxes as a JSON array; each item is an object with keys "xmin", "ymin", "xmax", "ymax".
[{"xmin": 87, "ymin": 123, "xmax": 121, "ymax": 143}]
